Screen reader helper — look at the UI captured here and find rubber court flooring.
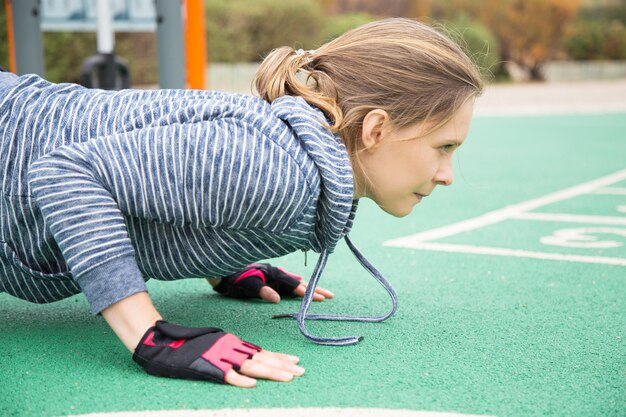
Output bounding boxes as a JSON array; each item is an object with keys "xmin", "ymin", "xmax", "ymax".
[{"xmin": 1, "ymin": 86, "xmax": 625, "ymax": 417}]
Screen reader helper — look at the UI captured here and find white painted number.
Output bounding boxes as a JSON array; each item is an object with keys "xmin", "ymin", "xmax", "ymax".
[{"xmin": 541, "ymin": 227, "xmax": 626, "ymax": 249}]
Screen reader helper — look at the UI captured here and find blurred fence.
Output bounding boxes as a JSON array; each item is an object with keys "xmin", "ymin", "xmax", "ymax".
[
  {"xmin": 207, "ymin": 63, "xmax": 259, "ymax": 93},
  {"xmin": 544, "ymin": 60, "xmax": 626, "ymax": 82}
]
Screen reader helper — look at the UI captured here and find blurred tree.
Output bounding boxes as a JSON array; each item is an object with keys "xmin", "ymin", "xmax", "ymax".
[
  {"xmin": 564, "ymin": 18, "xmax": 626, "ymax": 60},
  {"xmin": 480, "ymin": 0, "xmax": 581, "ymax": 80},
  {"xmin": 406, "ymin": 0, "xmax": 431, "ymax": 18},
  {"xmin": 430, "ymin": 0, "xmax": 481, "ymax": 20},
  {"xmin": 602, "ymin": 19, "xmax": 626, "ymax": 59},
  {"xmin": 43, "ymin": 32, "xmax": 96, "ymax": 83},
  {"xmin": 327, "ymin": 0, "xmax": 408, "ymax": 16},
  {"xmin": 318, "ymin": 0, "xmax": 340, "ymax": 14},
  {"xmin": 206, "ymin": 0, "xmax": 323, "ymax": 62},
  {"xmin": 116, "ymin": 33, "xmax": 158, "ymax": 86},
  {"xmin": 320, "ymin": 12, "xmax": 376, "ymax": 41},
  {"xmin": 444, "ymin": 14, "xmax": 500, "ymax": 80}
]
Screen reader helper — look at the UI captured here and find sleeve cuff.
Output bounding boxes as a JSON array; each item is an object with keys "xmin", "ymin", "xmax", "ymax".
[{"xmin": 75, "ymin": 255, "xmax": 148, "ymax": 315}]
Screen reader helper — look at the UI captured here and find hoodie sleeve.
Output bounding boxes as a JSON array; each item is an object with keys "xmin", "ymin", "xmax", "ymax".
[{"xmin": 26, "ymin": 119, "xmax": 309, "ymax": 314}]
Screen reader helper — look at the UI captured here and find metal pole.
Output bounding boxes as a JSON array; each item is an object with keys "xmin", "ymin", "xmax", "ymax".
[
  {"xmin": 184, "ymin": 0, "xmax": 207, "ymax": 89},
  {"xmin": 96, "ymin": 0, "xmax": 114, "ymax": 54},
  {"xmin": 11, "ymin": 0, "xmax": 45, "ymax": 75},
  {"xmin": 96, "ymin": 0, "xmax": 116, "ymax": 89},
  {"xmin": 155, "ymin": 0, "xmax": 185, "ymax": 89}
]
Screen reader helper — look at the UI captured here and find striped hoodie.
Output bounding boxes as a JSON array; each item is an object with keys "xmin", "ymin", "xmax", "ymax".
[{"xmin": 0, "ymin": 74, "xmax": 396, "ymax": 345}]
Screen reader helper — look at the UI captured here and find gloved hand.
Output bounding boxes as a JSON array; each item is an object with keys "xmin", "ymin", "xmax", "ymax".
[
  {"xmin": 132, "ymin": 320, "xmax": 262, "ymax": 384},
  {"xmin": 211, "ymin": 263, "xmax": 335, "ymax": 303},
  {"xmin": 212, "ymin": 263, "xmax": 300, "ymax": 299}
]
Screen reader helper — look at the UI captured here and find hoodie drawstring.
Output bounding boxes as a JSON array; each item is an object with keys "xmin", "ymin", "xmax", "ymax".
[{"xmin": 272, "ymin": 235, "xmax": 398, "ymax": 346}]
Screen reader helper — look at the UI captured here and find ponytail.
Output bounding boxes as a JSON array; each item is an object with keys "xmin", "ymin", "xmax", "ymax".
[{"xmin": 254, "ymin": 47, "xmax": 344, "ymax": 131}]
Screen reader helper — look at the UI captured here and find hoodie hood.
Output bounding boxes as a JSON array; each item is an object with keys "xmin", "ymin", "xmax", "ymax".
[
  {"xmin": 270, "ymin": 95, "xmax": 398, "ymax": 346},
  {"xmin": 271, "ymin": 95, "xmax": 358, "ymax": 253}
]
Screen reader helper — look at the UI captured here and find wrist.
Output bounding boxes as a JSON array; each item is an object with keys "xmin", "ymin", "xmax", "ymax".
[
  {"xmin": 207, "ymin": 277, "xmax": 222, "ymax": 288},
  {"xmin": 101, "ymin": 291, "xmax": 163, "ymax": 352}
]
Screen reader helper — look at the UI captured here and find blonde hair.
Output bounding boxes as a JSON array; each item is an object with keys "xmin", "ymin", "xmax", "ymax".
[{"xmin": 254, "ymin": 17, "xmax": 484, "ymax": 192}]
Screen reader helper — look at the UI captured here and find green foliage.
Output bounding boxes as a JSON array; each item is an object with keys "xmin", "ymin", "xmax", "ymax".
[
  {"xmin": 602, "ymin": 20, "xmax": 626, "ymax": 60},
  {"xmin": 443, "ymin": 14, "xmax": 501, "ymax": 80},
  {"xmin": 578, "ymin": 3, "xmax": 626, "ymax": 25},
  {"xmin": 319, "ymin": 12, "xmax": 376, "ymax": 42},
  {"xmin": 564, "ymin": 19, "xmax": 626, "ymax": 60},
  {"xmin": 205, "ymin": 0, "xmax": 324, "ymax": 62},
  {"xmin": 43, "ymin": 32, "xmax": 96, "ymax": 83},
  {"xmin": 115, "ymin": 33, "xmax": 158, "ymax": 85}
]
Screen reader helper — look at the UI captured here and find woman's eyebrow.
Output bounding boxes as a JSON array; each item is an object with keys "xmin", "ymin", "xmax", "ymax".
[{"xmin": 442, "ymin": 139, "xmax": 463, "ymax": 146}]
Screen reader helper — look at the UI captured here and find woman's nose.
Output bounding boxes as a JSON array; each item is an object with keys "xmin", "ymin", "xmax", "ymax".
[{"xmin": 434, "ymin": 160, "xmax": 454, "ymax": 186}]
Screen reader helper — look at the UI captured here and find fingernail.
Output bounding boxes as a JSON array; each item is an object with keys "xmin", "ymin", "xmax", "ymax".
[
  {"xmin": 292, "ymin": 365, "xmax": 305, "ymax": 375},
  {"xmin": 281, "ymin": 372, "xmax": 294, "ymax": 381},
  {"xmin": 288, "ymin": 355, "xmax": 300, "ymax": 362}
]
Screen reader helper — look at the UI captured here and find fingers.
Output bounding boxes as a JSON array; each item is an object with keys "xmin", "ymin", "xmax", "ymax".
[
  {"xmin": 276, "ymin": 266, "xmax": 302, "ymax": 281},
  {"xmin": 258, "ymin": 284, "xmax": 334, "ymax": 303},
  {"xmin": 252, "ymin": 351, "xmax": 305, "ymax": 376},
  {"xmin": 259, "ymin": 286, "xmax": 281, "ymax": 303},
  {"xmin": 313, "ymin": 285, "xmax": 335, "ymax": 299},
  {"xmin": 239, "ymin": 359, "xmax": 298, "ymax": 381},
  {"xmin": 256, "ymin": 349, "xmax": 300, "ymax": 364},
  {"xmin": 224, "ymin": 349, "xmax": 305, "ymax": 388},
  {"xmin": 293, "ymin": 283, "xmax": 335, "ymax": 301},
  {"xmin": 225, "ymin": 369, "xmax": 257, "ymax": 388}
]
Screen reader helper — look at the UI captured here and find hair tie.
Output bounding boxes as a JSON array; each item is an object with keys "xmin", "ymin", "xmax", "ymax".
[{"xmin": 295, "ymin": 49, "xmax": 316, "ymax": 56}]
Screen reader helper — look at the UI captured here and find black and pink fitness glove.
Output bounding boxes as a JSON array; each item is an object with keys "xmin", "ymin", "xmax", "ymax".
[
  {"xmin": 132, "ymin": 320, "xmax": 261, "ymax": 384},
  {"xmin": 213, "ymin": 263, "xmax": 302, "ymax": 299}
]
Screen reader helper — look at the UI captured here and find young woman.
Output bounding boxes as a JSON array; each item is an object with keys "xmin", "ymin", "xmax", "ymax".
[{"xmin": 0, "ymin": 18, "xmax": 483, "ymax": 387}]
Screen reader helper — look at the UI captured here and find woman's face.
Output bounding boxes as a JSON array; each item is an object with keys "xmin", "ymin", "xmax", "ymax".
[{"xmin": 354, "ymin": 100, "xmax": 474, "ymax": 217}]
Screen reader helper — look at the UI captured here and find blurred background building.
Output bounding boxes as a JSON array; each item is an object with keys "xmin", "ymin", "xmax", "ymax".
[{"xmin": 1, "ymin": 0, "xmax": 625, "ymax": 89}]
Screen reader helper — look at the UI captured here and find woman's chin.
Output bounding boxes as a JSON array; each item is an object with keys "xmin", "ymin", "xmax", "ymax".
[{"xmin": 379, "ymin": 202, "xmax": 413, "ymax": 218}]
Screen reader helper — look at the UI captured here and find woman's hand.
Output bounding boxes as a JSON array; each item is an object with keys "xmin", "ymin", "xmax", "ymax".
[
  {"xmin": 225, "ymin": 348, "xmax": 304, "ymax": 388},
  {"xmin": 209, "ymin": 263, "xmax": 334, "ymax": 303},
  {"xmin": 284, "ymin": 279, "xmax": 334, "ymax": 302},
  {"xmin": 132, "ymin": 320, "xmax": 304, "ymax": 387},
  {"xmin": 104, "ymin": 294, "xmax": 304, "ymax": 387}
]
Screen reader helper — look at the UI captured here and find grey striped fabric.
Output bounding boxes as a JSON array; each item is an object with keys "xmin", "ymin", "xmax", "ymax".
[{"xmin": 0, "ymin": 74, "xmax": 358, "ymax": 315}]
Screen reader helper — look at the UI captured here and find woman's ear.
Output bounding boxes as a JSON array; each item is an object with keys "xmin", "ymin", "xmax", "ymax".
[{"xmin": 361, "ymin": 109, "xmax": 389, "ymax": 152}]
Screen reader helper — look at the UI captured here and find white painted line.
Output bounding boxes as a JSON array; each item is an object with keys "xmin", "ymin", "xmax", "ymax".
[
  {"xmin": 62, "ymin": 408, "xmax": 495, "ymax": 417},
  {"xmin": 513, "ymin": 212, "xmax": 626, "ymax": 226},
  {"xmin": 617, "ymin": 205, "xmax": 626, "ymax": 213},
  {"xmin": 384, "ymin": 169, "xmax": 626, "ymax": 246},
  {"xmin": 594, "ymin": 187, "xmax": 626, "ymax": 195},
  {"xmin": 389, "ymin": 242, "xmax": 626, "ymax": 267},
  {"xmin": 540, "ymin": 227, "xmax": 626, "ymax": 249}
]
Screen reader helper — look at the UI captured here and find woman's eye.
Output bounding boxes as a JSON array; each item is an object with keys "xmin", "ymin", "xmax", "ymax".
[{"xmin": 440, "ymin": 144, "xmax": 455, "ymax": 153}]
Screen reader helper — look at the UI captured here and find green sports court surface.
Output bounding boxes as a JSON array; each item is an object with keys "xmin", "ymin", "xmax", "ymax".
[{"xmin": 1, "ymin": 110, "xmax": 625, "ymax": 417}]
